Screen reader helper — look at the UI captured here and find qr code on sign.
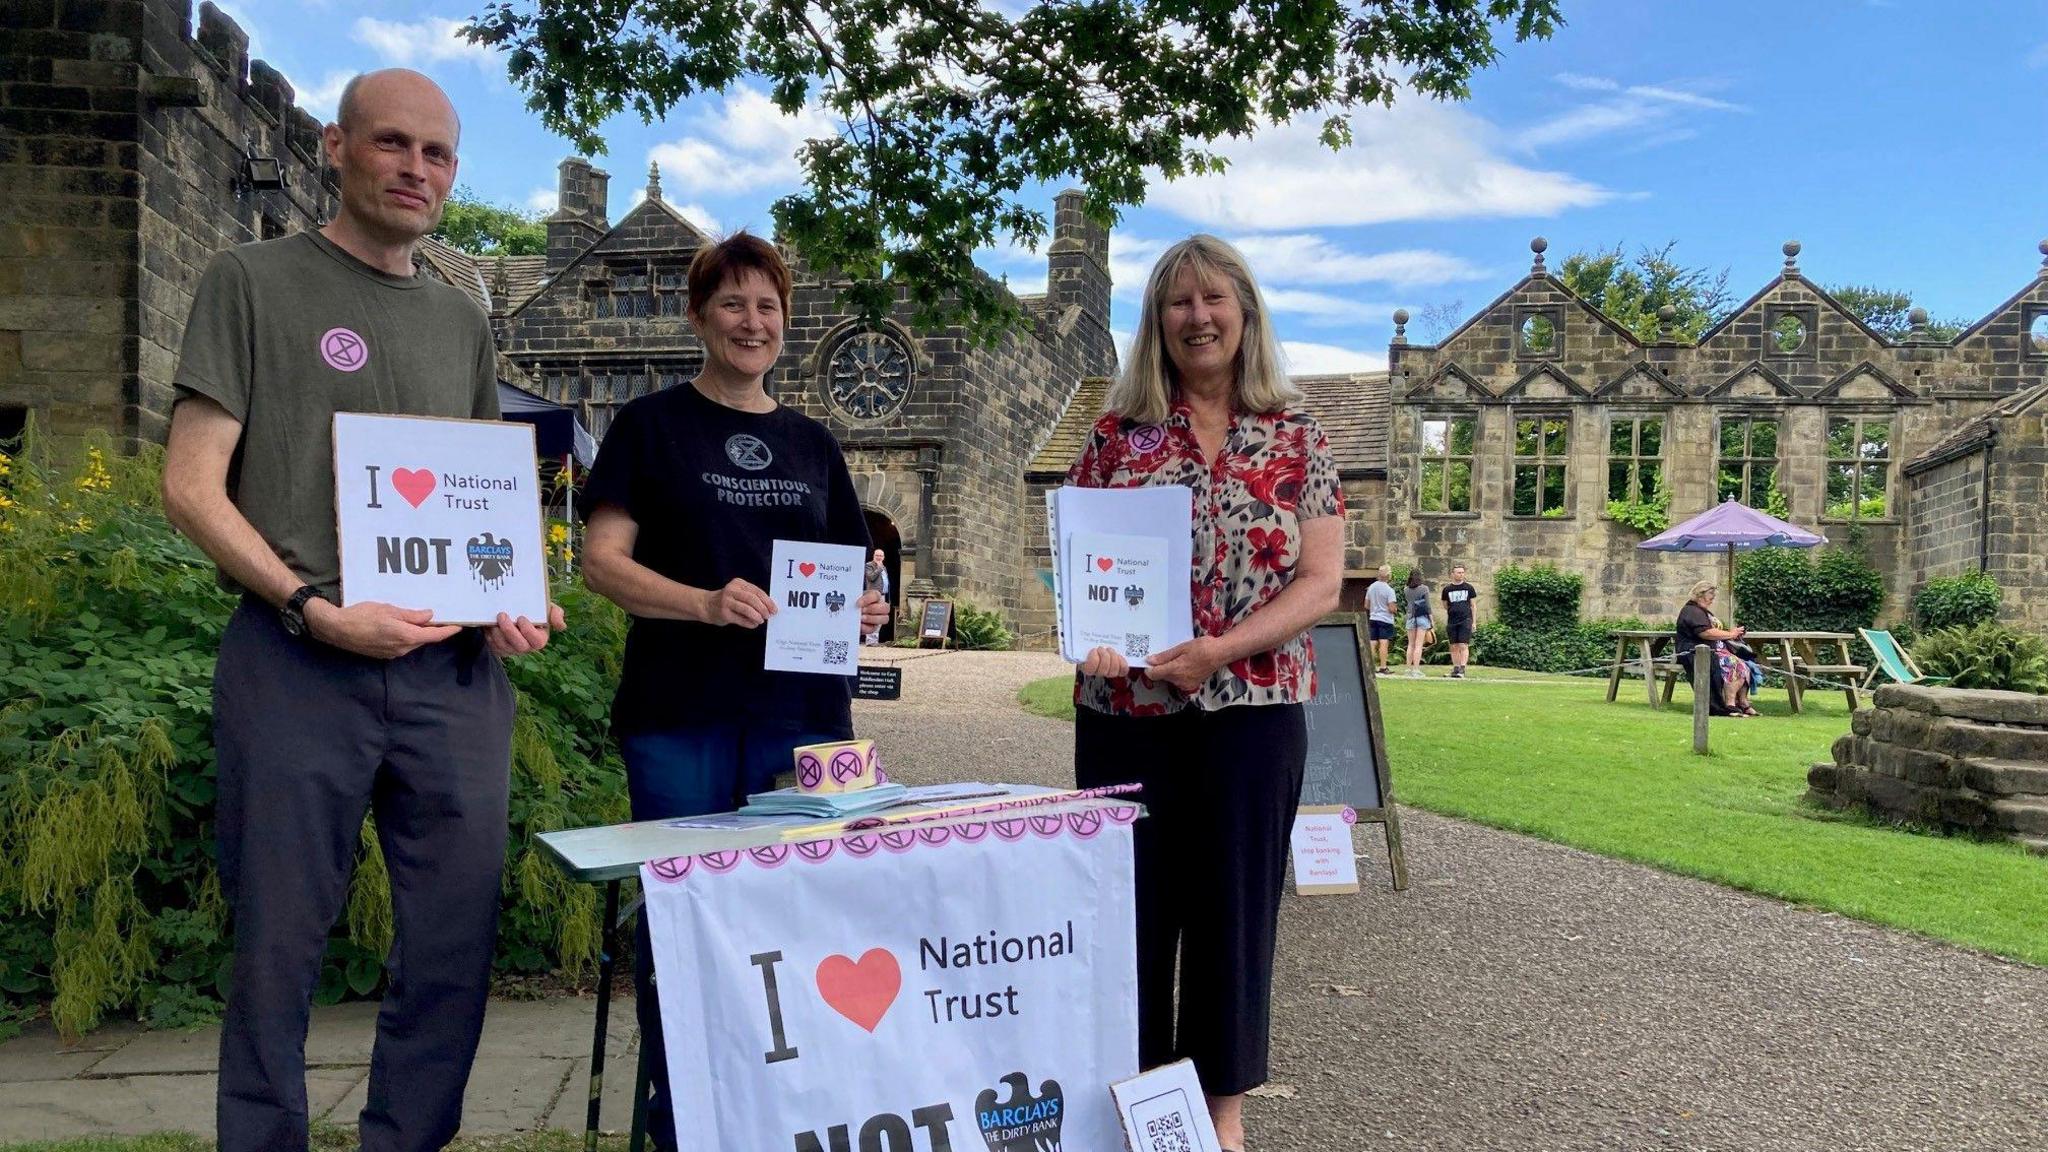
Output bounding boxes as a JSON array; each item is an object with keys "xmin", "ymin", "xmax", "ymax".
[
  {"xmin": 1123, "ymin": 633, "xmax": 1151, "ymax": 660},
  {"xmin": 823, "ymin": 640, "xmax": 849, "ymax": 666},
  {"xmin": 1142, "ymin": 1114, "xmax": 1192, "ymax": 1152}
]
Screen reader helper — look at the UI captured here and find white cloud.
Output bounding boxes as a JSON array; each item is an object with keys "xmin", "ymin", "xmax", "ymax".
[
  {"xmin": 672, "ymin": 203, "xmax": 724, "ymax": 234},
  {"xmin": 524, "ymin": 186, "xmax": 556, "ymax": 213},
  {"xmin": 1554, "ymin": 72, "xmax": 1620, "ymax": 92},
  {"xmin": 1280, "ymin": 341, "xmax": 1389, "ymax": 375},
  {"xmin": 1224, "ymin": 234, "xmax": 1487, "ymax": 288},
  {"xmin": 1148, "ymin": 102, "xmax": 1613, "ymax": 231},
  {"xmin": 352, "ymin": 16, "xmax": 502, "ymax": 72},
  {"xmin": 1260, "ymin": 287, "xmax": 1399, "ymax": 327},
  {"xmin": 647, "ymin": 88, "xmax": 839, "ymax": 195},
  {"xmin": 1521, "ymin": 76, "xmax": 1747, "ymax": 151},
  {"xmin": 291, "ymin": 69, "xmax": 353, "ymax": 123},
  {"xmin": 1108, "ymin": 233, "xmax": 1166, "ymax": 297}
]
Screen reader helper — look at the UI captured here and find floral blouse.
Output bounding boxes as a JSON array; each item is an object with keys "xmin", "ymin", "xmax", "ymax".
[{"xmin": 1067, "ymin": 400, "xmax": 1344, "ymax": 715}]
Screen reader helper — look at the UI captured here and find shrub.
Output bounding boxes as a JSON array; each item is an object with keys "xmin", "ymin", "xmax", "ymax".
[
  {"xmin": 1605, "ymin": 473, "xmax": 1671, "ymax": 535},
  {"xmin": 1472, "ymin": 618, "xmax": 1648, "ymax": 675},
  {"xmin": 1493, "ymin": 564, "xmax": 1583, "ymax": 632},
  {"xmin": 0, "ymin": 428, "xmax": 628, "ymax": 1038},
  {"xmin": 1733, "ymin": 544, "xmax": 1884, "ymax": 636},
  {"xmin": 950, "ymin": 600, "xmax": 1014, "ymax": 651},
  {"xmin": 1914, "ymin": 572, "xmax": 2001, "ymax": 633},
  {"xmin": 1910, "ymin": 624, "xmax": 2048, "ymax": 694}
]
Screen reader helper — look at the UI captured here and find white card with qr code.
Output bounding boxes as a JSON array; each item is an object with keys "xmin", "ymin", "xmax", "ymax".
[
  {"xmin": 1112, "ymin": 1060, "xmax": 1221, "ymax": 1152},
  {"xmin": 763, "ymin": 539, "xmax": 866, "ymax": 676},
  {"xmin": 1065, "ymin": 530, "xmax": 1171, "ymax": 667}
]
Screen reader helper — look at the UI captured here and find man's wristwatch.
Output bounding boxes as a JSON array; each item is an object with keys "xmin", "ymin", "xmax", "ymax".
[{"xmin": 280, "ymin": 585, "xmax": 323, "ymax": 638}]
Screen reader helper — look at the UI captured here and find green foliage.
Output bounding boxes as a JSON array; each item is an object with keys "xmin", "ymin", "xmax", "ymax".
[
  {"xmin": 465, "ymin": 1, "xmax": 1561, "ymax": 342},
  {"xmin": 433, "ymin": 186, "xmax": 547, "ymax": 256},
  {"xmin": 0, "ymin": 427, "xmax": 627, "ymax": 1036},
  {"xmin": 1824, "ymin": 494, "xmax": 1887, "ymax": 521},
  {"xmin": 1605, "ymin": 472, "xmax": 1671, "ymax": 535},
  {"xmin": 1492, "ymin": 563, "xmax": 1582, "ymax": 632},
  {"xmin": 1910, "ymin": 624, "xmax": 2048, "ymax": 694},
  {"xmin": 1556, "ymin": 241, "xmax": 1733, "ymax": 341},
  {"xmin": 949, "ymin": 601, "xmax": 1014, "ymax": 651},
  {"xmin": 1732, "ymin": 545, "xmax": 1884, "ymax": 636},
  {"xmin": 1470, "ymin": 618, "xmax": 1648, "ymax": 675},
  {"xmin": 1824, "ymin": 284, "xmax": 1968, "ymax": 342},
  {"xmin": 1914, "ymin": 571, "xmax": 2001, "ymax": 633}
]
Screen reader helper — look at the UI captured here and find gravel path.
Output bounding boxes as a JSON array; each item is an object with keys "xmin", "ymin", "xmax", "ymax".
[{"xmin": 856, "ymin": 649, "xmax": 2048, "ymax": 1152}]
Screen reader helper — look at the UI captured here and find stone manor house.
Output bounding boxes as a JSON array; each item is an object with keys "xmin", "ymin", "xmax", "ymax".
[{"xmin": 7, "ymin": 0, "xmax": 2047, "ymax": 643}]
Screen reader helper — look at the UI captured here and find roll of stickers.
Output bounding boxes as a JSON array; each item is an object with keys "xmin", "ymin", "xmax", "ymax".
[{"xmin": 792, "ymin": 739, "xmax": 883, "ymax": 795}]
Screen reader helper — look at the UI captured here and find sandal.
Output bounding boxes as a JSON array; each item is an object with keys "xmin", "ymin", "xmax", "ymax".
[{"xmin": 1741, "ymin": 707, "xmax": 1761, "ymax": 717}]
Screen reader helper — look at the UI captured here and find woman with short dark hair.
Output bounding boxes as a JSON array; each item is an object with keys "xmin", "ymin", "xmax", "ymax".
[{"xmin": 580, "ymin": 232, "xmax": 888, "ymax": 1150}]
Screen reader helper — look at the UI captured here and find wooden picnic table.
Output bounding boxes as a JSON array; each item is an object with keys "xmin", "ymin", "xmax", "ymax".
[{"xmin": 1604, "ymin": 628, "xmax": 1863, "ymax": 713}]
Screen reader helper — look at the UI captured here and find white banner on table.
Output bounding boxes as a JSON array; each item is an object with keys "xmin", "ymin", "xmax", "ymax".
[
  {"xmin": 764, "ymin": 539, "xmax": 866, "ymax": 675},
  {"xmin": 333, "ymin": 413, "xmax": 547, "ymax": 625},
  {"xmin": 643, "ymin": 809, "xmax": 1138, "ymax": 1152}
]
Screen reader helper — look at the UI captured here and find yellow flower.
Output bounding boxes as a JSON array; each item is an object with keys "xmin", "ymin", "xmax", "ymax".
[{"xmin": 547, "ymin": 523, "xmax": 569, "ymax": 546}]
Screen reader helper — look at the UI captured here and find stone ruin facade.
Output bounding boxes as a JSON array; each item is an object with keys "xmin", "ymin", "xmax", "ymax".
[{"xmin": 1810, "ymin": 684, "xmax": 2048, "ymax": 854}]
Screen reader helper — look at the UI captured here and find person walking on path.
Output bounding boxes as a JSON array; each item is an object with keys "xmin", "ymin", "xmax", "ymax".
[
  {"xmin": 1366, "ymin": 563, "xmax": 1397, "ymax": 675},
  {"xmin": 161, "ymin": 69, "xmax": 562, "ymax": 1152},
  {"xmin": 863, "ymin": 548, "xmax": 889, "ymax": 645},
  {"xmin": 1067, "ymin": 234, "xmax": 1344, "ymax": 1152},
  {"xmin": 1440, "ymin": 564, "xmax": 1478, "ymax": 678},
  {"xmin": 1402, "ymin": 568, "xmax": 1433, "ymax": 677}
]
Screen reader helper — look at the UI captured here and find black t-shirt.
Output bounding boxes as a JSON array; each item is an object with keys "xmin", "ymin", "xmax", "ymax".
[
  {"xmin": 1675, "ymin": 602, "xmax": 1714, "ymax": 660},
  {"xmin": 1441, "ymin": 582, "xmax": 1477, "ymax": 623},
  {"xmin": 583, "ymin": 384, "xmax": 870, "ymax": 737}
]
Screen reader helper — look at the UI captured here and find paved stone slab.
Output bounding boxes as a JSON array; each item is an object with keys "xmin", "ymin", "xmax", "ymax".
[
  {"xmin": 84, "ymin": 1024, "xmax": 223, "ymax": 1077},
  {"xmin": 474, "ymin": 994, "xmax": 638, "ymax": 1060},
  {"xmin": 0, "ymin": 1068, "xmax": 361, "ymax": 1142},
  {"xmin": 543, "ymin": 1050, "xmax": 648, "ymax": 1135},
  {"xmin": 326, "ymin": 1053, "xmax": 574, "ymax": 1135},
  {"xmin": 0, "ymin": 1021, "xmax": 134, "ymax": 1083}
]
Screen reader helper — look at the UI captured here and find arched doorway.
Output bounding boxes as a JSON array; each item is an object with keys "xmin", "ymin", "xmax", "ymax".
[{"xmin": 863, "ymin": 508, "xmax": 902, "ymax": 643}]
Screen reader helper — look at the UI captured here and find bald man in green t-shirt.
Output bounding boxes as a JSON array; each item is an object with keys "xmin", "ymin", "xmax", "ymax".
[{"xmin": 162, "ymin": 69, "xmax": 562, "ymax": 1152}]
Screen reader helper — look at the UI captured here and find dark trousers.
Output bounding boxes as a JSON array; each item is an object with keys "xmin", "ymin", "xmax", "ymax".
[
  {"xmin": 213, "ymin": 598, "xmax": 514, "ymax": 1152},
  {"xmin": 1075, "ymin": 702, "xmax": 1306, "ymax": 1096},
  {"xmin": 622, "ymin": 723, "xmax": 838, "ymax": 1150}
]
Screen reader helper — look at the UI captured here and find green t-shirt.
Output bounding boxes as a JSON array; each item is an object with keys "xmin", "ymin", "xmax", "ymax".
[{"xmin": 173, "ymin": 230, "xmax": 500, "ymax": 598}]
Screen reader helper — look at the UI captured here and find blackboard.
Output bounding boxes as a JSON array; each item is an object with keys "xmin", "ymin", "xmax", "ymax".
[
  {"xmin": 918, "ymin": 599, "xmax": 953, "ymax": 646},
  {"xmin": 854, "ymin": 665, "xmax": 902, "ymax": 701},
  {"xmin": 1299, "ymin": 619, "xmax": 1406, "ymax": 890}
]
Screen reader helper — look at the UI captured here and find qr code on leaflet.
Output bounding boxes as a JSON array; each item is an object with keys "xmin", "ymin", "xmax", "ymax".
[
  {"xmin": 823, "ymin": 640, "xmax": 849, "ymax": 666},
  {"xmin": 1143, "ymin": 1114, "xmax": 1192, "ymax": 1152},
  {"xmin": 1123, "ymin": 632, "xmax": 1151, "ymax": 660}
]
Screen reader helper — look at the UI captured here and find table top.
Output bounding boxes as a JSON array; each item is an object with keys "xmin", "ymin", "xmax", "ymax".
[
  {"xmin": 1610, "ymin": 629, "xmax": 1852, "ymax": 641},
  {"xmin": 537, "ymin": 787, "xmax": 1144, "ymax": 883}
]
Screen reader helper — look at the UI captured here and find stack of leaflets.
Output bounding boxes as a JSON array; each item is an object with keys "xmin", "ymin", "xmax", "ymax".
[
  {"xmin": 1046, "ymin": 485, "xmax": 1194, "ymax": 667},
  {"xmin": 739, "ymin": 782, "xmax": 909, "ymax": 818}
]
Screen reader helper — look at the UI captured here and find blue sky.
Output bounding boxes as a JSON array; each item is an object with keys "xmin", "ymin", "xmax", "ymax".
[{"xmin": 219, "ymin": 0, "xmax": 2048, "ymax": 373}]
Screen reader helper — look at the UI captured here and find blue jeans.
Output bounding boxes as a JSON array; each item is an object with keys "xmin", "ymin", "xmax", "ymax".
[{"xmin": 622, "ymin": 723, "xmax": 838, "ymax": 1150}]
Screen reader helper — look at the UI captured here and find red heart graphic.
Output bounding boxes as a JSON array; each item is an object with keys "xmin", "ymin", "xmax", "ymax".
[
  {"xmin": 392, "ymin": 468, "xmax": 436, "ymax": 508},
  {"xmin": 816, "ymin": 949, "xmax": 900, "ymax": 1033},
  {"xmin": 1096, "ymin": 556, "xmax": 1114, "ymax": 572},
  {"xmin": 799, "ymin": 562, "xmax": 817, "ymax": 577}
]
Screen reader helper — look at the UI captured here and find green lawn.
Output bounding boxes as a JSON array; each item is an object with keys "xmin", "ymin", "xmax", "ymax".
[{"xmin": 1019, "ymin": 668, "xmax": 2048, "ymax": 966}]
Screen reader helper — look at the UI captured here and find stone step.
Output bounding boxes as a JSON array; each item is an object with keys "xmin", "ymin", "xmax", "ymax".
[
  {"xmin": 1987, "ymin": 798, "xmax": 2048, "ymax": 837},
  {"xmin": 1935, "ymin": 719, "xmax": 2048, "ymax": 765},
  {"xmin": 1953, "ymin": 758, "xmax": 2048, "ymax": 799},
  {"xmin": 2015, "ymin": 834, "xmax": 2048, "ymax": 857}
]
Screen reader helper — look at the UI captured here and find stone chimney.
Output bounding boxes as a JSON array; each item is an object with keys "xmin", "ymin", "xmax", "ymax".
[
  {"xmin": 1048, "ymin": 189, "xmax": 1109, "ymax": 327},
  {"xmin": 546, "ymin": 157, "xmax": 608, "ymax": 272}
]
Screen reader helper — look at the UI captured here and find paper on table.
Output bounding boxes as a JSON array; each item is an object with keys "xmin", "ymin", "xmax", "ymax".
[
  {"xmin": 1065, "ymin": 531, "xmax": 1171, "ymax": 666},
  {"xmin": 763, "ymin": 539, "xmax": 866, "ymax": 675},
  {"xmin": 1047, "ymin": 485, "xmax": 1193, "ymax": 664}
]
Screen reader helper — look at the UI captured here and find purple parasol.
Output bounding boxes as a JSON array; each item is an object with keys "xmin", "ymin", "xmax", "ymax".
[{"xmin": 1638, "ymin": 499, "xmax": 1826, "ymax": 621}]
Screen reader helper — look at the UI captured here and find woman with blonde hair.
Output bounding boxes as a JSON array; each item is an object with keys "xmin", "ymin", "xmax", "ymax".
[{"xmin": 1067, "ymin": 234, "xmax": 1344, "ymax": 1151}]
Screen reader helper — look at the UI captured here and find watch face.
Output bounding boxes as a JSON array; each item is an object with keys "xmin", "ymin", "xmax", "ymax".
[{"xmin": 280, "ymin": 607, "xmax": 305, "ymax": 637}]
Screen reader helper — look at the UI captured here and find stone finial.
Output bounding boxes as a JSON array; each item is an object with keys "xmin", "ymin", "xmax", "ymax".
[
  {"xmin": 1782, "ymin": 240, "xmax": 1801, "ymax": 274},
  {"xmin": 1392, "ymin": 309, "xmax": 1409, "ymax": 345},
  {"xmin": 1657, "ymin": 304, "xmax": 1678, "ymax": 340},
  {"xmin": 1530, "ymin": 236, "xmax": 1548, "ymax": 274},
  {"xmin": 2039, "ymin": 238, "xmax": 2048, "ymax": 277},
  {"xmin": 647, "ymin": 161, "xmax": 663, "ymax": 202},
  {"xmin": 1907, "ymin": 306, "xmax": 1929, "ymax": 340}
]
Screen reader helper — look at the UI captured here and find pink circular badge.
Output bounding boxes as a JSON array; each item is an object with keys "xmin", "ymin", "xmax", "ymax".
[
  {"xmin": 320, "ymin": 327, "xmax": 368, "ymax": 373},
  {"xmin": 1128, "ymin": 424, "xmax": 1166, "ymax": 454},
  {"xmin": 1341, "ymin": 806, "xmax": 1358, "ymax": 825}
]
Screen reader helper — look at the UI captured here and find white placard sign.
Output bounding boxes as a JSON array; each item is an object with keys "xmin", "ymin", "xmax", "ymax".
[
  {"xmin": 1064, "ymin": 531, "xmax": 1170, "ymax": 667},
  {"xmin": 333, "ymin": 413, "xmax": 547, "ymax": 625},
  {"xmin": 642, "ymin": 810, "xmax": 1139, "ymax": 1152},
  {"xmin": 765, "ymin": 539, "xmax": 867, "ymax": 675},
  {"xmin": 1290, "ymin": 805, "xmax": 1360, "ymax": 896},
  {"xmin": 1111, "ymin": 1060, "xmax": 1223, "ymax": 1152}
]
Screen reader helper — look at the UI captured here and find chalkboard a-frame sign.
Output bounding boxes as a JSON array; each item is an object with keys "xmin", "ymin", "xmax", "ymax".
[
  {"xmin": 1301, "ymin": 617, "xmax": 1408, "ymax": 891},
  {"xmin": 917, "ymin": 599, "xmax": 953, "ymax": 649}
]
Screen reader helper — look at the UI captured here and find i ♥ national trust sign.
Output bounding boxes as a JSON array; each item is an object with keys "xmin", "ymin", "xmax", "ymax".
[{"xmin": 642, "ymin": 809, "xmax": 1139, "ymax": 1151}]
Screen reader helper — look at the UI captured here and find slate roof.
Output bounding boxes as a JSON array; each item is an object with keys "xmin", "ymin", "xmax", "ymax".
[
  {"xmin": 491, "ymin": 255, "xmax": 549, "ymax": 313},
  {"xmin": 413, "ymin": 235, "xmax": 492, "ymax": 313},
  {"xmin": 1025, "ymin": 372, "xmax": 1391, "ymax": 477},
  {"xmin": 1903, "ymin": 382, "xmax": 2048, "ymax": 476}
]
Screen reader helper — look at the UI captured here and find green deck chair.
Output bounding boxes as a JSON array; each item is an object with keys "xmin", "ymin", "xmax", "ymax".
[{"xmin": 1859, "ymin": 628, "xmax": 1949, "ymax": 690}]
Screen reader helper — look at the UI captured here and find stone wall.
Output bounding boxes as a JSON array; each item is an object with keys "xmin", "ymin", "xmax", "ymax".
[
  {"xmin": 1808, "ymin": 684, "xmax": 2048, "ymax": 853},
  {"xmin": 1, "ymin": 0, "xmax": 336, "ymax": 445},
  {"xmin": 1983, "ymin": 403, "xmax": 2048, "ymax": 632},
  {"xmin": 1903, "ymin": 451, "xmax": 1986, "ymax": 591}
]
